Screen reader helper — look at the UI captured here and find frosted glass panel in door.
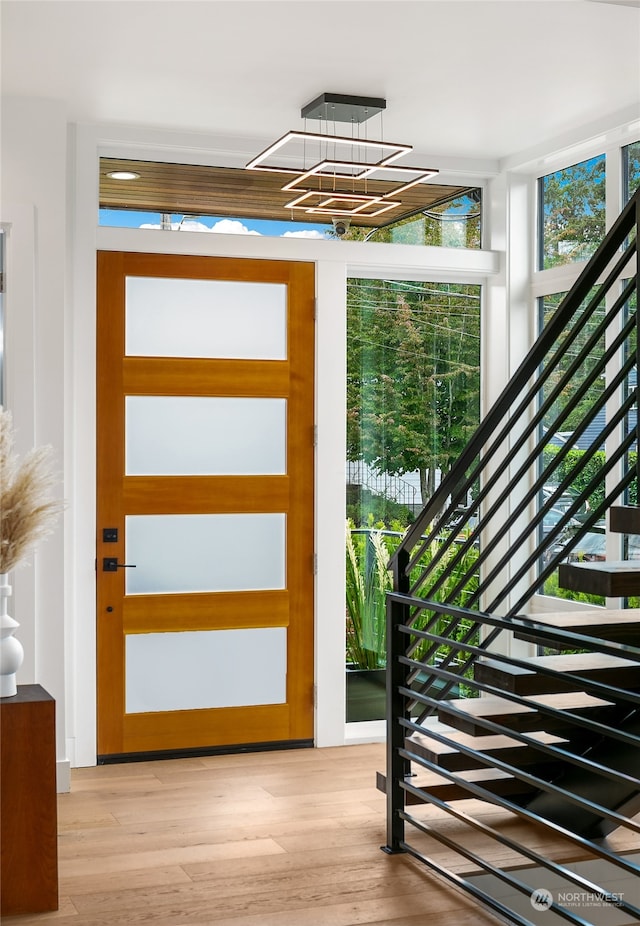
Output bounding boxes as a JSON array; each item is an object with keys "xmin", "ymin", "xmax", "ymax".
[
  {"xmin": 125, "ymin": 277, "xmax": 287, "ymax": 358},
  {"xmin": 125, "ymin": 628, "xmax": 287, "ymax": 713},
  {"xmin": 125, "ymin": 513, "xmax": 286, "ymax": 594},
  {"xmin": 125, "ymin": 396, "xmax": 287, "ymax": 475}
]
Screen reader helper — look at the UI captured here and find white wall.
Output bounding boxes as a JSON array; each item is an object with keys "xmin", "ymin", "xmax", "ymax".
[{"xmin": 1, "ymin": 97, "xmax": 70, "ymax": 789}]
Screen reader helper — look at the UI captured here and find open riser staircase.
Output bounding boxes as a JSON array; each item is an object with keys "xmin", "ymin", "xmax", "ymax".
[{"xmin": 379, "ymin": 189, "xmax": 640, "ymax": 925}]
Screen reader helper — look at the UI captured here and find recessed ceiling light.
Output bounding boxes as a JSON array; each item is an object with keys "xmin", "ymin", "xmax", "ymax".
[{"xmin": 106, "ymin": 170, "xmax": 140, "ymax": 181}]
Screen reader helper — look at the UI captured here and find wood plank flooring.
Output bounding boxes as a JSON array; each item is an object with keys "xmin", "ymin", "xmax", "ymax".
[{"xmin": 3, "ymin": 743, "xmax": 637, "ymax": 926}]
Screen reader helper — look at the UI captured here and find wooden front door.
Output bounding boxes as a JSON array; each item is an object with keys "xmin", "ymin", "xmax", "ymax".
[{"xmin": 96, "ymin": 251, "xmax": 315, "ymax": 758}]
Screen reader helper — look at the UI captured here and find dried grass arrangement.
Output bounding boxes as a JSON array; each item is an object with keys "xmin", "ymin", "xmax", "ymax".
[{"xmin": 0, "ymin": 407, "xmax": 62, "ymax": 573}]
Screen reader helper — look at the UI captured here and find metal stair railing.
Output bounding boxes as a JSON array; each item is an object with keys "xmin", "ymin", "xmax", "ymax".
[
  {"xmin": 384, "ymin": 189, "xmax": 640, "ymax": 925},
  {"xmin": 390, "ymin": 191, "xmax": 639, "ymax": 583},
  {"xmin": 385, "ymin": 601, "xmax": 640, "ymax": 925}
]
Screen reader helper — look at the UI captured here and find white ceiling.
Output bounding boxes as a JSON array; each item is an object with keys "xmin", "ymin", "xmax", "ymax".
[{"xmin": 1, "ymin": 0, "xmax": 639, "ymax": 163}]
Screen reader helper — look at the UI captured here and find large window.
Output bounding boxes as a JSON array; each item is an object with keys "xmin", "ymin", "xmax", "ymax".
[
  {"xmin": 538, "ymin": 154, "xmax": 606, "ymax": 270},
  {"xmin": 536, "ymin": 140, "xmax": 639, "ymax": 606},
  {"xmin": 345, "ymin": 278, "xmax": 481, "ymax": 721},
  {"xmin": 538, "ymin": 290, "xmax": 606, "ymax": 606},
  {"xmin": 357, "ymin": 192, "xmax": 482, "ymax": 249},
  {"xmin": 347, "ymin": 279, "xmax": 481, "ymax": 517},
  {"xmin": 99, "ymin": 199, "xmax": 483, "ymax": 250},
  {"xmin": 623, "ymin": 140, "xmax": 640, "ymax": 202}
]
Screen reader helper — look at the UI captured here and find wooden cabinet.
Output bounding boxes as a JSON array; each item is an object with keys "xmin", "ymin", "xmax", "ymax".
[{"xmin": 0, "ymin": 685, "xmax": 58, "ymax": 915}]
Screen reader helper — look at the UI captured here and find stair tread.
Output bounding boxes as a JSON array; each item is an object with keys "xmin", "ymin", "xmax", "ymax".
[
  {"xmin": 610, "ymin": 506, "xmax": 640, "ymax": 535},
  {"xmin": 378, "ymin": 765, "xmax": 515, "ymax": 788},
  {"xmin": 407, "ymin": 727, "xmax": 567, "ymax": 771},
  {"xmin": 516, "ymin": 608, "xmax": 640, "ymax": 641},
  {"xmin": 409, "ymin": 728, "xmax": 564, "ymax": 756},
  {"xmin": 376, "ymin": 766, "xmax": 536, "ymax": 803},
  {"xmin": 530, "ymin": 652, "xmax": 639, "ymax": 671},
  {"xmin": 439, "ymin": 691, "xmax": 612, "ymax": 718},
  {"xmin": 475, "ymin": 653, "xmax": 640, "ymax": 695},
  {"xmin": 438, "ymin": 690, "xmax": 618, "ymax": 736},
  {"xmin": 480, "ymin": 652, "xmax": 639, "ymax": 674},
  {"xmin": 558, "ymin": 561, "xmax": 640, "ymax": 597},
  {"xmin": 561, "ymin": 560, "xmax": 640, "ymax": 574}
]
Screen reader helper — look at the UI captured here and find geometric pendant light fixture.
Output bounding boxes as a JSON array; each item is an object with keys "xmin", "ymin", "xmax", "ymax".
[{"xmin": 246, "ymin": 92, "xmax": 438, "ymax": 219}]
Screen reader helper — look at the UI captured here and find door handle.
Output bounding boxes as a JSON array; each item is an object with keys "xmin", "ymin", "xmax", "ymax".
[{"xmin": 102, "ymin": 557, "xmax": 137, "ymax": 572}]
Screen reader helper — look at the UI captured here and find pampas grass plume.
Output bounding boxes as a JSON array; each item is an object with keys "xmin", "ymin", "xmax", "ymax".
[{"xmin": 0, "ymin": 407, "xmax": 62, "ymax": 573}]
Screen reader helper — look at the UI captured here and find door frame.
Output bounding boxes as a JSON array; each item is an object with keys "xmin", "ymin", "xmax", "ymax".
[{"xmin": 73, "ymin": 227, "xmax": 351, "ymax": 764}]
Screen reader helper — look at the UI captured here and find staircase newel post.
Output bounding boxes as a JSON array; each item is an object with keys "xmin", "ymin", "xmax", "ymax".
[{"xmin": 383, "ymin": 548, "xmax": 410, "ymax": 854}]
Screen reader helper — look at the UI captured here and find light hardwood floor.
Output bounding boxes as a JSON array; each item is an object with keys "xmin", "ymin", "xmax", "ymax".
[{"xmin": 4, "ymin": 743, "xmax": 635, "ymax": 926}]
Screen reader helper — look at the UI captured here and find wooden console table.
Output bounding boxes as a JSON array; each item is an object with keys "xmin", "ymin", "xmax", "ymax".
[{"xmin": 0, "ymin": 684, "xmax": 59, "ymax": 914}]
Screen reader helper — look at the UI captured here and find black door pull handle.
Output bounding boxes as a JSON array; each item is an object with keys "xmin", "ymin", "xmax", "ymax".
[{"xmin": 103, "ymin": 557, "xmax": 137, "ymax": 572}]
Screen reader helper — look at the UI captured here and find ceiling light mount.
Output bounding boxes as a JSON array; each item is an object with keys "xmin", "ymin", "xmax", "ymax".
[{"xmin": 300, "ymin": 92, "xmax": 386, "ymax": 124}]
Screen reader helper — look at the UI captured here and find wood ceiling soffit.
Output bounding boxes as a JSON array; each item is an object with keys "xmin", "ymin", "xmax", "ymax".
[{"xmin": 99, "ymin": 158, "xmax": 472, "ymax": 228}]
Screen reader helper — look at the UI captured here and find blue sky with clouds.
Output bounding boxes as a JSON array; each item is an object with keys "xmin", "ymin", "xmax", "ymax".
[{"xmin": 99, "ymin": 209, "xmax": 332, "ymax": 239}]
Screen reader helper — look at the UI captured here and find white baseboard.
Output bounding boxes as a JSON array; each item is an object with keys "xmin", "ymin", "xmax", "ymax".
[
  {"xmin": 344, "ymin": 720, "xmax": 386, "ymax": 744},
  {"xmin": 56, "ymin": 758, "xmax": 71, "ymax": 793}
]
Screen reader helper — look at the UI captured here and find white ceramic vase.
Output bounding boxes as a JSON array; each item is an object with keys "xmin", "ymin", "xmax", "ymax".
[{"xmin": 0, "ymin": 573, "xmax": 23, "ymax": 697}]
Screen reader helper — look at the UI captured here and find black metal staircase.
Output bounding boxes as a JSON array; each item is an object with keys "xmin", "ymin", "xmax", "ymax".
[{"xmin": 379, "ymin": 190, "xmax": 640, "ymax": 924}]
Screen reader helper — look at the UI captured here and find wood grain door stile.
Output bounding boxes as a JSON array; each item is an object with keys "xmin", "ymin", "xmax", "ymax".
[{"xmin": 96, "ymin": 251, "xmax": 315, "ymax": 758}]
